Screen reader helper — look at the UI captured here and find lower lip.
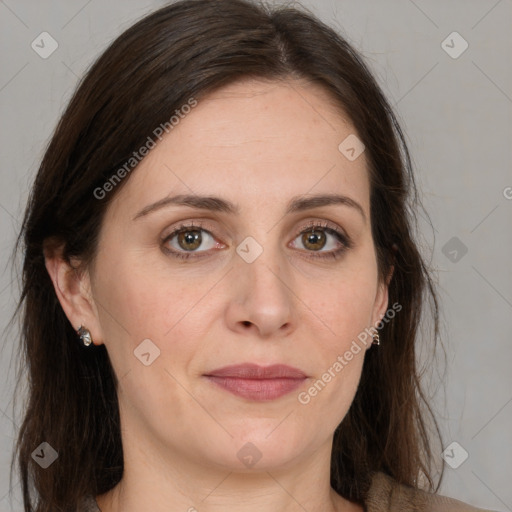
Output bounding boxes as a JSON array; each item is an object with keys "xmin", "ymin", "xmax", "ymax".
[{"xmin": 204, "ymin": 376, "xmax": 306, "ymax": 401}]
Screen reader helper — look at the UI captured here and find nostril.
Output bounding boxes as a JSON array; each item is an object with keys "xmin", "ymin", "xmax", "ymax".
[{"xmin": 242, "ymin": 321, "xmax": 251, "ymax": 327}]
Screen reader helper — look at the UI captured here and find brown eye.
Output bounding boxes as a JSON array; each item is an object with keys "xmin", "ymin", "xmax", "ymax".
[
  {"xmin": 292, "ymin": 225, "xmax": 344, "ymax": 254},
  {"xmin": 301, "ymin": 229, "xmax": 327, "ymax": 251},
  {"xmin": 164, "ymin": 226, "xmax": 218, "ymax": 255},
  {"xmin": 177, "ymin": 230, "xmax": 202, "ymax": 251}
]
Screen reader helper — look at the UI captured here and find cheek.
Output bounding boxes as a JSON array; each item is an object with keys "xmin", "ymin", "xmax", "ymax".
[
  {"xmin": 94, "ymin": 248, "xmax": 193, "ymax": 335},
  {"xmin": 296, "ymin": 279, "xmax": 372, "ymax": 427},
  {"xmin": 92, "ymin": 251, "xmax": 221, "ymax": 375},
  {"xmin": 294, "ymin": 252, "xmax": 378, "ymax": 414},
  {"xmin": 303, "ymin": 263, "xmax": 378, "ymax": 345},
  {"xmin": 91, "ymin": 258, "xmax": 208, "ymax": 429},
  {"xmin": 297, "ymin": 338, "xmax": 365, "ymax": 438}
]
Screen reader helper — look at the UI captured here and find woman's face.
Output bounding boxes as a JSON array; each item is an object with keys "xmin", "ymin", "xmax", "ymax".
[{"xmin": 84, "ymin": 79, "xmax": 390, "ymax": 472}]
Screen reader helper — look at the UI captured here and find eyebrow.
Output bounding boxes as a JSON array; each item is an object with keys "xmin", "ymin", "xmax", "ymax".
[{"xmin": 133, "ymin": 193, "xmax": 366, "ymax": 223}]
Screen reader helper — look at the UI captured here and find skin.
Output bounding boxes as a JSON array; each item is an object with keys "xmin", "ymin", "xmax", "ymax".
[{"xmin": 45, "ymin": 78, "xmax": 392, "ymax": 512}]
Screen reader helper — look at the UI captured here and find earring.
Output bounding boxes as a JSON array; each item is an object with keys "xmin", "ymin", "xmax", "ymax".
[
  {"xmin": 372, "ymin": 333, "xmax": 380, "ymax": 346},
  {"xmin": 77, "ymin": 325, "xmax": 93, "ymax": 346}
]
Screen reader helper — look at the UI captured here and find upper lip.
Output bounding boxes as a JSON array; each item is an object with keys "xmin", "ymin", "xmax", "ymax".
[{"xmin": 204, "ymin": 363, "xmax": 307, "ymax": 379}]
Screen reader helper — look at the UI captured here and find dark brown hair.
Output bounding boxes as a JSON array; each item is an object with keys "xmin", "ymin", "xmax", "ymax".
[{"xmin": 10, "ymin": 0, "xmax": 443, "ymax": 510}]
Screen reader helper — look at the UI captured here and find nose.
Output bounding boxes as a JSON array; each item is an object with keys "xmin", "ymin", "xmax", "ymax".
[{"xmin": 224, "ymin": 249, "xmax": 296, "ymax": 338}]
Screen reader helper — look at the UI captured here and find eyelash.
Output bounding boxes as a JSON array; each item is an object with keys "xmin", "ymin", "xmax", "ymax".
[{"xmin": 161, "ymin": 220, "xmax": 352, "ymax": 261}]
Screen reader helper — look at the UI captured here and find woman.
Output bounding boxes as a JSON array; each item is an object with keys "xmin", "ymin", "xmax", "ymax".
[{"xmin": 11, "ymin": 0, "xmax": 498, "ymax": 511}]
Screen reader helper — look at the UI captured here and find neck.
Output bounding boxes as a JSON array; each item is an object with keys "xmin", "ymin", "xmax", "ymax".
[{"xmin": 95, "ymin": 429, "xmax": 361, "ymax": 512}]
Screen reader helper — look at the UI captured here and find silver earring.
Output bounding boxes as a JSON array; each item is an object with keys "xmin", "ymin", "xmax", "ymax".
[
  {"xmin": 77, "ymin": 325, "xmax": 93, "ymax": 346},
  {"xmin": 372, "ymin": 333, "xmax": 380, "ymax": 346}
]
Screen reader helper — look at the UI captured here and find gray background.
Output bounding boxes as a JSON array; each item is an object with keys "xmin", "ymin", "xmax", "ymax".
[{"xmin": 0, "ymin": 0, "xmax": 511, "ymax": 511}]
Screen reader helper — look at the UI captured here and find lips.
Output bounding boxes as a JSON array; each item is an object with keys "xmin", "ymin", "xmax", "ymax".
[
  {"xmin": 205, "ymin": 363, "xmax": 307, "ymax": 379},
  {"xmin": 203, "ymin": 363, "xmax": 308, "ymax": 401}
]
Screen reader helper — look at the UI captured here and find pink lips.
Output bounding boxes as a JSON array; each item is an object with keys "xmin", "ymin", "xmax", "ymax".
[{"xmin": 204, "ymin": 363, "xmax": 308, "ymax": 401}]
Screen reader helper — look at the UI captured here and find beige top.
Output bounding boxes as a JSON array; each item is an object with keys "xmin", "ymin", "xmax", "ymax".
[
  {"xmin": 79, "ymin": 471, "xmax": 500, "ymax": 511},
  {"xmin": 365, "ymin": 472, "xmax": 499, "ymax": 511}
]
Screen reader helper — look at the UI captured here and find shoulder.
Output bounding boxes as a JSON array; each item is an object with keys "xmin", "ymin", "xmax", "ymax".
[{"xmin": 365, "ymin": 471, "xmax": 500, "ymax": 512}]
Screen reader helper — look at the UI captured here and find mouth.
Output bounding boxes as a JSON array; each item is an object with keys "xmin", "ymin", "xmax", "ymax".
[{"xmin": 203, "ymin": 363, "xmax": 308, "ymax": 401}]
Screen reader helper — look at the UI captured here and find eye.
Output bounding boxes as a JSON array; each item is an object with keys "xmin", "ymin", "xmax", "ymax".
[
  {"xmin": 162, "ymin": 223, "xmax": 223, "ymax": 259},
  {"xmin": 161, "ymin": 220, "xmax": 351, "ymax": 261},
  {"xmin": 289, "ymin": 221, "xmax": 351, "ymax": 259}
]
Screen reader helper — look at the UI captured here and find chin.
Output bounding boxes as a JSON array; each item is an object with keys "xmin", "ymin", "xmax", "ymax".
[{"xmin": 197, "ymin": 425, "xmax": 310, "ymax": 472}]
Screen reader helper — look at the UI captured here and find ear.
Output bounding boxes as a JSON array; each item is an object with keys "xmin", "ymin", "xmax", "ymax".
[
  {"xmin": 371, "ymin": 265, "xmax": 394, "ymax": 329},
  {"xmin": 43, "ymin": 240, "xmax": 104, "ymax": 345}
]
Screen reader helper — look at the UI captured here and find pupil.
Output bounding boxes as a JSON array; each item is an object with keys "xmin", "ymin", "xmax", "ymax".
[
  {"xmin": 179, "ymin": 230, "xmax": 201, "ymax": 250},
  {"xmin": 303, "ymin": 229, "xmax": 325, "ymax": 250}
]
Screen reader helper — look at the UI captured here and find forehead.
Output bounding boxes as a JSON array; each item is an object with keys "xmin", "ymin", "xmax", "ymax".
[{"xmin": 106, "ymin": 79, "xmax": 369, "ymax": 219}]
